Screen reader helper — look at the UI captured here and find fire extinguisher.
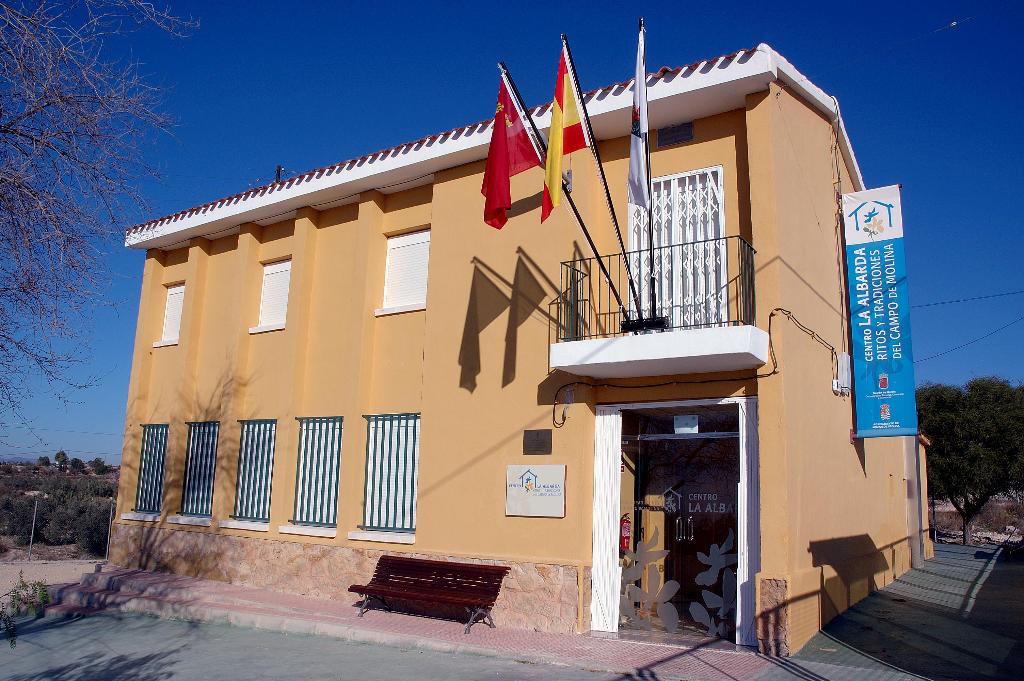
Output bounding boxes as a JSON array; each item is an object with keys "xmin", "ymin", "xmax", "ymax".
[{"xmin": 620, "ymin": 514, "xmax": 632, "ymax": 553}]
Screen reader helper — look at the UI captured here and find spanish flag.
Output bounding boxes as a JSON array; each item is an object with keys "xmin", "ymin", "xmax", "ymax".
[{"xmin": 542, "ymin": 43, "xmax": 590, "ymax": 222}]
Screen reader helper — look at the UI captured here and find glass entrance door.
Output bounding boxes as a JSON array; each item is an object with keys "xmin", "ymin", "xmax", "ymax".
[{"xmin": 619, "ymin": 404, "xmax": 740, "ymax": 639}]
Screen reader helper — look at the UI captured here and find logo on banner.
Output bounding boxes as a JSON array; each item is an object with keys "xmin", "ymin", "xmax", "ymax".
[{"xmin": 847, "ymin": 200, "xmax": 895, "ymax": 239}]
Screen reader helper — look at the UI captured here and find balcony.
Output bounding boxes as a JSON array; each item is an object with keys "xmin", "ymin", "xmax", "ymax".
[{"xmin": 550, "ymin": 236, "xmax": 768, "ymax": 378}]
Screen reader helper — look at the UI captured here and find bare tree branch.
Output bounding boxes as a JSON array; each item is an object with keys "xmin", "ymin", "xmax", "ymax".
[{"xmin": 0, "ymin": 0, "xmax": 196, "ymax": 416}]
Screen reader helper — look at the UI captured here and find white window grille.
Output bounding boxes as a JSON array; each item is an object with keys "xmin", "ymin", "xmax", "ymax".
[
  {"xmin": 629, "ymin": 166, "xmax": 728, "ymax": 328},
  {"xmin": 382, "ymin": 230, "xmax": 430, "ymax": 310}
]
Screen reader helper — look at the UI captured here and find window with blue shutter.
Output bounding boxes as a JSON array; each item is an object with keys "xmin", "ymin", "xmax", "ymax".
[
  {"xmin": 181, "ymin": 421, "xmax": 219, "ymax": 517},
  {"xmin": 233, "ymin": 420, "xmax": 277, "ymax": 523},
  {"xmin": 292, "ymin": 417, "xmax": 343, "ymax": 527},
  {"xmin": 361, "ymin": 413, "xmax": 420, "ymax": 533},
  {"xmin": 135, "ymin": 424, "xmax": 169, "ymax": 514}
]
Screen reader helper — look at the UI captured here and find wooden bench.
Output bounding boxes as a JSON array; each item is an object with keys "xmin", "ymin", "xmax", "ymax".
[{"xmin": 348, "ymin": 555, "xmax": 510, "ymax": 633}]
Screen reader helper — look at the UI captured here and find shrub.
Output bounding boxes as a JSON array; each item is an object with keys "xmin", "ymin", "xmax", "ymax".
[
  {"xmin": 0, "ymin": 496, "xmax": 39, "ymax": 545},
  {"xmin": 69, "ymin": 458, "xmax": 86, "ymax": 474},
  {"xmin": 89, "ymin": 458, "xmax": 109, "ymax": 475},
  {"xmin": 41, "ymin": 497, "xmax": 87, "ymax": 545},
  {"xmin": 76, "ymin": 501, "xmax": 112, "ymax": 555}
]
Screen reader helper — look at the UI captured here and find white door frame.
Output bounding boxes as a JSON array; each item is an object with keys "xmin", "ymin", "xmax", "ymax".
[{"xmin": 590, "ymin": 396, "xmax": 760, "ymax": 647}]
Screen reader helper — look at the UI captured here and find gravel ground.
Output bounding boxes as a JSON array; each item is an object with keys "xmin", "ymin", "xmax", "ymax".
[{"xmin": 0, "ymin": 560, "xmax": 99, "ymax": 594}]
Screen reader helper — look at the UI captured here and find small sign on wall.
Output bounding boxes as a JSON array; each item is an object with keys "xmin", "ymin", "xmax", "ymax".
[
  {"xmin": 506, "ymin": 465, "xmax": 566, "ymax": 518},
  {"xmin": 522, "ymin": 429, "xmax": 552, "ymax": 455}
]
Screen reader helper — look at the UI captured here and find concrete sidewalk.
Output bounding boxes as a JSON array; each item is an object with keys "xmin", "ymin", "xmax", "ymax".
[
  {"xmin": 789, "ymin": 543, "xmax": 1024, "ymax": 681},
  {"xmin": 47, "ymin": 566, "xmax": 769, "ymax": 681},
  {"xmin": 43, "ymin": 545, "xmax": 1020, "ymax": 681}
]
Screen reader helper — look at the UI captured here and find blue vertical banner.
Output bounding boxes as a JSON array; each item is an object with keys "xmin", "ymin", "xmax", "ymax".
[{"xmin": 842, "ymin": 185, "xmax": 918, "ymax": 438}]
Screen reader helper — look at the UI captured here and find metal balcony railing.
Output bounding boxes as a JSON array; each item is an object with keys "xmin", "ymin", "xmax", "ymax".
[{"xmin": 556, "ymin": 236, "xmax": 756, "ymax": 342}]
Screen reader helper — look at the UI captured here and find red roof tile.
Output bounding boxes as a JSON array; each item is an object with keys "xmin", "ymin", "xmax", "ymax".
[{"xmin": 126, "ymin": 47, "xmax": 757, "ymax": 239}]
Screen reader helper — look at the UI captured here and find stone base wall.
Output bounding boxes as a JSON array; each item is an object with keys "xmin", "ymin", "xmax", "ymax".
[
  {"xmin": 756, "ymin": 577, "xmax": 790, "ymax": 656},
  {"xmin": 108, "ymin": 523, "xmax": 581, "ymax": 633}
]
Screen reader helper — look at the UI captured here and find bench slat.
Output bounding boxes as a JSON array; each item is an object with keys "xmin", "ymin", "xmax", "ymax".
[{"xmin": 350, "ymin": 556, "xmax": 510, "ymax": 611}]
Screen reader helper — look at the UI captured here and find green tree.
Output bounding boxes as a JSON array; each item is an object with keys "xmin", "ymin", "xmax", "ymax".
[
  {"xmin": 35, "ymin": 456, "xmax": 50, "ymax": 468},
  {"xmin": 53, "ymin": 450, "xmax": 68, "ymax": 472},
  {"xmin": 89, "ymin": 458, "xmax": 109, "ymax": 475},
  {"xmin": 918, "ymin": 377, "xmax": 1024, "ymax": 544},
  {"xmin": 68, "ymin": 457, "xmax": 86, "ymax": 474}
]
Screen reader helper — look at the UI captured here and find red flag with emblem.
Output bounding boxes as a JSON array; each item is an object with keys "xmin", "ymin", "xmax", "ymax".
[{"xmin": 481, "ymin": 73, "xmax": 544, "ymax": 229}]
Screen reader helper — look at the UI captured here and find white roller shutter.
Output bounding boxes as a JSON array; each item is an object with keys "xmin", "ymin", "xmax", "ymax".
[
  {"xmin": 160, "ymin": 284, "xmax": 185, "ymax": 342},
  {"xmin": 382, "ymin": 231, "xmax": 430, "ymax": 309},
  {"xmin": 258, "ymin": 260, "xmax": 291, "ymax": 327}
]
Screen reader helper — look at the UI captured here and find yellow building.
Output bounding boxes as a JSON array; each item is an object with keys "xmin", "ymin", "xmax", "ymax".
[{"xmin": 111, "ymin": 43, "xmax": 931, "ymax": 655}]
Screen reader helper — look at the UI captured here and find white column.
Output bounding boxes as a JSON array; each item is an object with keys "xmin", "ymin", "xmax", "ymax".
[
  {"xmin": 736, "ymin": 397, "xmax": 761, "ymax": 647},
  {"xmin": 591, "ymin": 406, "xmax": 623, "ymax": 632}
]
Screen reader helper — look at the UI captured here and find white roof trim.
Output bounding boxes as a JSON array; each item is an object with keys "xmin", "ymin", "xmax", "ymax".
[
  {"xmin": 127, "ymin": 44, "xmax": 864, "ymax": 251},
  {"xmin": 766, "ymin": 46, "xmax": 865, "ymax": 191}
]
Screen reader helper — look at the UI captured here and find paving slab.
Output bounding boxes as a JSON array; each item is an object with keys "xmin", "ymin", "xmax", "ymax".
[
  {"xmin": 1, "ymin": 613, "xmax": 625, "ymax": 681},
  {"xmin": 28, "ymin": 543, "xmax": 1021, "ymax": 681},
  {"xmin": 783, "ymin": 544, "xmax": 1024, "ymax": 681}
]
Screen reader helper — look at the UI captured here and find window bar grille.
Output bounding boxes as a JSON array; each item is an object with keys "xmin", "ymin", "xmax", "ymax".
[
  {"xmin": 361, "ymin": 413, "xmax": 420, "ymax": 532},
  {"xmin": 292, "ymin": 416, "xmax": 343, "ymax": 527},
  {"xmin": 135, "ymin": 424, "xmax": 168, "ymax": 514},
  {"xmin": 181, "ymin": 421, "xmax": 219, "ymax": 516},
  {"xmin": 233, "ymin": 420, "xmax": 277, "ymax": 522}
]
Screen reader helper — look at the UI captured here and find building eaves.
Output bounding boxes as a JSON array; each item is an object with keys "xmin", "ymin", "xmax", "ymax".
[{"xmin": 126, "ymin": 44, "xmax": 863, "ymax": 250}]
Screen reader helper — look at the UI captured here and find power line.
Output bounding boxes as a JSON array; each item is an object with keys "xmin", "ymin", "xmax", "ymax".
[
  {"xmin": 915, "ymin": 313, "xmax": 1024, "ymax": 363},
  {"xmin": 912, "ymin": 289, "xmax": 1024, "ymax": 308},
  {"xmin": 0, "ymin": 424, "xmax": 121, "ymax": 437}
]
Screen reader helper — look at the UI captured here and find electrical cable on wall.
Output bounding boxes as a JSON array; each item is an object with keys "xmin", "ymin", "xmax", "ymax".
[{"xmin": 551, "ymin": 307, "xmax": 839, "ymax": 427}]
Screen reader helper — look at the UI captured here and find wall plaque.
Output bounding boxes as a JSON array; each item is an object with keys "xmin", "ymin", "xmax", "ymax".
[
  {"xmin": 505, "ymin": 464, "xmax": 566, "ymax": 517},
  {"xmin": 523, "ymin": 429, "xmax": 552, "ymax": 455}
]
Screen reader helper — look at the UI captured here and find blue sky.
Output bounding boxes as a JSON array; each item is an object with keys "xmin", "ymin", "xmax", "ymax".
[{"xmin": 2, "ymin": 0, "xmax": 1021, "ymax": 463}]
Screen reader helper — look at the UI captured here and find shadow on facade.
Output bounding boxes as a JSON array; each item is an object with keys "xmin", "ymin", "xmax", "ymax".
[
  {"xmin": 458, "ymin": 251, "xmax": 558, "ymax": 393},
  {"xmin": 112, "ymin": 367, "xmax": 247, "ymax": 580}
]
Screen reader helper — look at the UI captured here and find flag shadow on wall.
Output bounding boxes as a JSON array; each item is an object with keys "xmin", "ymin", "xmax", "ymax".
[{"xmin": 458, "ymin": 251, "xmax": 553, "ymax": 392}]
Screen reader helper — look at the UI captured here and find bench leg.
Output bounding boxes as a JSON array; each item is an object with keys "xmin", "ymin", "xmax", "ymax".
[
  {"xmin": 358, "ymin": 595, "xmax": 392, "ymax": 617},
  {"xmin": 464, "ymin": 607, "xmax": 495, "ymax": 634}
]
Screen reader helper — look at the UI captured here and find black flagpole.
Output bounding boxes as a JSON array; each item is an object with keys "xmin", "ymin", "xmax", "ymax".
[
  {"xmin": 560, "ymin": 34, "xmax": 647, "ymax": 324},
  {"xmin": 499, "ymin": 62, "xmax": 628, "ymax": 318}
]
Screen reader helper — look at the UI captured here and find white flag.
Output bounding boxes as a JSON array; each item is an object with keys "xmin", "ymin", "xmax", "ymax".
[{"xmin": 627, "ymin": 20, "xmax": 650, "ymax": 211}]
